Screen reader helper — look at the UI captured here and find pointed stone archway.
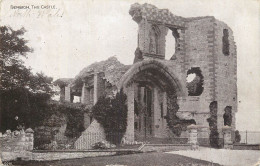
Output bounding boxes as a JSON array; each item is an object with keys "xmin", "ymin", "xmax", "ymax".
[{"xmin": 118, "ymin": 60, "xmax": 184, "ymax": 142}]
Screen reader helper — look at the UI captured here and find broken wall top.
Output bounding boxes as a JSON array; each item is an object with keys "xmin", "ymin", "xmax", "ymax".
[
  {"xmin": 129, "ymin": 3, "xmax": 186, "ymax": 28},
  {"xmin": 71, "ymin": 57, "xmax": 130, "ymax": 88},
  {"xmin": 53, "ymin": 78, "xmax": 73, "ymax": 88},
  {"xmin": 129, "ymin": 3, "xmax": 232, "ymax": 30}
]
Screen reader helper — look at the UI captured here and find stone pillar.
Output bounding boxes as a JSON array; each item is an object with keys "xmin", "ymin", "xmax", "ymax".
[
  {"xmin": 65, "ymin": 86, "xmax": 71, "ymax": 102},
  {"xmin": 153, "ymin": 88, "xmax": 160, "ymax": 137},
  {"xmin": 60, "ymin": 86, "xmax": 65, "ymax": 102},
  {"xmin": 93, "ymin": 74, "xmax": 98, "ymax": 104},
  {"xmin": 187, "ymin": 124, "xmax": 199, "ymax": 150},
  {"xmin": 124, "ymin": 85, "xmax": 135, "ymax": 143},
  {"xmin": 81, "ymin": 83, "xmax": 86, "ymax": 104},
  {"xmin": 93, "ymin": 73, "xmax": 105, "ymax": 103},
  {"xmin": 19, "ymin": 131, "xmax": 27, "ymax": 151},
  {"xmin": 162, "ymin": 92, "xmax": 167, "ymax": 136},
  {"xmin": 25, "ymin": 128, "xmax": 34, "ymax": 151},
  {"xmin": 83, "ymin": 113, "xmax": 91, "ymax": 129},
  {"xmin": 222, "ymin": 126, "xmax": 233, "ymax": 149},
  {"xmin": 138, "ymin": 19, "xmax": 149, "ymax": 53}
]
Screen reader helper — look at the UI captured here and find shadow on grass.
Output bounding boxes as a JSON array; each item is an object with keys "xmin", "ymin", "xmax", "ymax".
[{"xmin": 11, "ymin": 152, "xmax": 220, "ymax": 166}]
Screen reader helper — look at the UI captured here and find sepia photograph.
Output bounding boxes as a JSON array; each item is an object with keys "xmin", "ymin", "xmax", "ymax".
[{"xmin": 0, "ymin": 0, "xmax": 259, "ymax": 165}]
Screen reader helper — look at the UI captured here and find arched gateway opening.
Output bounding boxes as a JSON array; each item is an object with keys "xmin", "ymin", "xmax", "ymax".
[{"xmin": 119, "ymin": 60, "xmax": 185, "ymax": 142}]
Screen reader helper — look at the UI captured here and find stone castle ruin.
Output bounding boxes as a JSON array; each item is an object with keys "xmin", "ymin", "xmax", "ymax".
[{"xmin": 56, "ymin": 3, "xmax": 237, "ymax": 148}]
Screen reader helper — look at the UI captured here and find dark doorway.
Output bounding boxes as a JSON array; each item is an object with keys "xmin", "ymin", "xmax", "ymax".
[{"xmin": 134, "ymin": 85, "xmax": 154, "ymax": 141}]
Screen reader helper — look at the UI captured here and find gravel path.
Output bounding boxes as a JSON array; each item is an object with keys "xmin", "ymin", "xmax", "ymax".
[{"xmin": 166, "ymin": 147, "xmax": 260, "ymax": 166}]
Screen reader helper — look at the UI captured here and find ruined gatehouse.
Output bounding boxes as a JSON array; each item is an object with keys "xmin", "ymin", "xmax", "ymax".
[{"xmin": 55, "ymin": 3, "xmax": 237, "ymax": 148}]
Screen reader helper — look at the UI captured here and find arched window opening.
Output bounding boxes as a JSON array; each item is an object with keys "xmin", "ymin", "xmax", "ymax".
[
  {"xmin": 165, "ymin": 27, "xmax": 180, "ymax": 60},
  {"xmin": 165, "ymin": 28, "xmax": 176, "ymax": 60},
  {"xmin": 222, "ymin": 29, "xmax": 230, "ymax": 56},
  {"xmin": 149, "ymin": 25, "xmax": 160, "ymax": 54}
]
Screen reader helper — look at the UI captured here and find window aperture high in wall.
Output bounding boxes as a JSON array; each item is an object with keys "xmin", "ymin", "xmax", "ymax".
[
  {"xmin": 149, "ymin": 25, "xmax": 160, "ymax": 54},
  {"xmin": 222, "ymin": 29, "xmax": 230, "ymax": 56}
]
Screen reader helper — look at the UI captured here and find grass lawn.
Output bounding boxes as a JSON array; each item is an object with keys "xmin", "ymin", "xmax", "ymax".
[{"xmin": 12, "ymin": 152, "xmax": 220, "ymax": 166}]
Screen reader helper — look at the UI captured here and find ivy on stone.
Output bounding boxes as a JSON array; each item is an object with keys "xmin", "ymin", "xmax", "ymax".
[
  {"xmin": 165, "ymin": 90, "xmax": 196, "ymax": 137},
  {"xmin": 207, "ymin": 101, "xmax": 221, "ymax": 148},
  {"xmin": 92, "ymin": 89, "xmax": 128, "ymax": 144}
]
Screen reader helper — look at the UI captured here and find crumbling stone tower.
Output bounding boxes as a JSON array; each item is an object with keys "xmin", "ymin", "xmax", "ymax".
[{"xmin": 129, "ymin": 3, "xmax": 237, "ymax": 144}]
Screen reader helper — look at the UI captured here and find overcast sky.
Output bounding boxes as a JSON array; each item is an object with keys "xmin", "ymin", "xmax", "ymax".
[{"xmin": 1, "ymin": 0, "xmax": 259, "ymax": 131}]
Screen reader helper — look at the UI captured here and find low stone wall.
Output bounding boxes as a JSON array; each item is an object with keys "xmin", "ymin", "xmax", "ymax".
[
  {"xmin": 0, "ymin": 128, "xmax": 34, "ymax": 162},
  {"xmin": 0, "ymin": 128, "xmax": 34, "ymax": 152},
  {"xmin": 233, "ymin": 144, "xmax": 260, "ymax": 150},
  {"xmin": 1, "ymin": 151, "xmax": 32, "ymax": 161}
]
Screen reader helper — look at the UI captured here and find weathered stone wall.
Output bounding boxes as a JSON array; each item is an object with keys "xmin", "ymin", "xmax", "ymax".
[
  {"xmin": 0, "ymin": 129, "xmax": 34, "ymax": 161},
  {"xmin": 213, "ymin": 20, "xmax": 237, "ymax": 133},
  {"xmin": 165, "ymin": 18, "xmax": 236, "ymax": 141},
  {"xmin": 124, "ymin": 85, "xmax": 135, "ymax": 142},
  {"xmin": 137, "ymin": 20, "xmax": 168, "ymax": 59},
  {"xmin": 129, "ymin": 3, "xmax": 237, "ymax": 143},
  {"xmin": 129, "ymin": 3, "xmax": 185, "ymax": 27},
  {"xmin": 176, "ymin": 18, "xmax": 216, "ymax": 125}
]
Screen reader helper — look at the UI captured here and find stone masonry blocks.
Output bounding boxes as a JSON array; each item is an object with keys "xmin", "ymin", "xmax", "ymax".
[{"xmin": 130, "ymin": 3, "xmax": 237, "ymax": 143}]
